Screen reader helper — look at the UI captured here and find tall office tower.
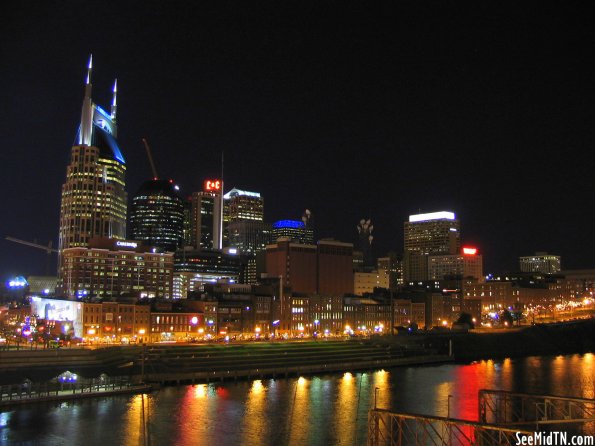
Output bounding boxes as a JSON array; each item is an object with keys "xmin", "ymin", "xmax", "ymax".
[
  {"xmin": 223, "ymin": 188, "xmax": 268, "ymax": 254},
  {"xmin": 519, "ymin": 252, "xmax": 561, "ymax": 274},
  {"xmin": 129, "ymin": 179, "xmax": 185, "ymax": 251},
  {"xmin": 403, "ymin": 211, "xmax": 460, "ymax": 282},
  {"xmin": 271, "ymin": 220, "xmax": 314, "ymax": 245},
  {"xmin": 224, "ymin": 188, "xmax": 264, "ymax": 222},
  {"xmin": 189, "ymin": 180, "xmax": 223, "ymax": 250},
  {"xmin": 58, "ymin": 57, "xmax": 127, "ymax": 252}
]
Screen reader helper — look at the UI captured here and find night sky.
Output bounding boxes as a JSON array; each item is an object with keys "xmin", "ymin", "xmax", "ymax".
[{"xmin": 2, "ymin": 1, "xmax": 594, "ymax": 280}]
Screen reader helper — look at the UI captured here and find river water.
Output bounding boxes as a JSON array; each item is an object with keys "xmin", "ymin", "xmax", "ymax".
[{"xmin": 1, "ymin": 354, "xmax": 593, "ymax": 445}]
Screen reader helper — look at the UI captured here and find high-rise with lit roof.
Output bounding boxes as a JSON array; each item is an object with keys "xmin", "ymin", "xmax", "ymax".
[
  {"xmin": 403, "ymin": 211, "xmax": 460, "ymax": 282},
  {"xmin": 223, "ymin": 188, "xmax": 268, "ymax": 254},
  {"xmin": 224, "ymin": 188, "xmax": 264, "ymax": 222},
  {"xmin": 271, "ymin": 220, "xmax": 313, "ymax": 245},
  {"xmin": 58, "ymin": 57, "xmax": 127, "ymax": 253}
]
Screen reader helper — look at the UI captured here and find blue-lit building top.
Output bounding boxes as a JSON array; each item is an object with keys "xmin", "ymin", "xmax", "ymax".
[
  {"xmin": 271, "ymin": 220, "xmax": 314, "ymax": 245},
  {"xmin": 272, "ymin": 220, "xmax": 305, "ymax": 229}
]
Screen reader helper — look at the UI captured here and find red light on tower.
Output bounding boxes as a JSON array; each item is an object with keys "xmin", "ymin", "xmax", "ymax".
[
  {"xmin": 204, "ymin": 179, "xmax": 222, "ymax": 192},
  {"xmin": 463, "ymin": 247, "xmax": 477, "ymax": 255}
]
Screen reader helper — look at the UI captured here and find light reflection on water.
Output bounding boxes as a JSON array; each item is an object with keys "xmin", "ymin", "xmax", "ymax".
[{"xmin": 1, "ymin": 354, "xmax": 593, "ymax": 445}]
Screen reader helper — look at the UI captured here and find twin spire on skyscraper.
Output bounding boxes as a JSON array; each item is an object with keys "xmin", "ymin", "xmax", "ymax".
[{"xmin": 79, "ymin": 55, "xmax": 118, "ymax": 146}]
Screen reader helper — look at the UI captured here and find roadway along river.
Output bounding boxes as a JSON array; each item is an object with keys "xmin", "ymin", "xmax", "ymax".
[{"xmin": 1, "ymin": 353, "xmax": 593, "ymax": 445}]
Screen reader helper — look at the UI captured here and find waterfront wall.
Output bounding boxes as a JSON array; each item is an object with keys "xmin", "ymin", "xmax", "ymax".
[{"xmin": 451, "ymin": 318, "xmax": 595, "ymax": 361}]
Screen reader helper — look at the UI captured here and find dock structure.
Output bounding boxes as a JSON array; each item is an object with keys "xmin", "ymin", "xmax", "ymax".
[{"xmin": 0, "ymin": 376, "xmax": 153, "ymax": 408}]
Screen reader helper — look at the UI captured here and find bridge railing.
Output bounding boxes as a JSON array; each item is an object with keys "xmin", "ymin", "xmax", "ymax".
[
  {"xmin": 478, "ymin": 389, "xmax": 595, "ymax": 427},
  {"xmin": 368, "ymin": 409, "xmax": 530, "ymax": 446}
]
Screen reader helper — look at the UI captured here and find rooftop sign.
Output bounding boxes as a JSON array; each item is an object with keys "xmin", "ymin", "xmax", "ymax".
[
  {"xmin": 409, "ymin": 211, "xmax": 455, "ymax": 223},
  {"xmin": 204, "ymin": 179, "xmax": 222, "ymax": 192}
]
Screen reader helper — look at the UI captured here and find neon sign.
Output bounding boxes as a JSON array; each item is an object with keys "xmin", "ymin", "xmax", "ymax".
[
  {"xmin": 463, "ymin": 247, "xmax": 477, "ymax": 255},
  {"xmin": 204, "ymin": 180, "xmax": 222, "ymax": 192},
  {"xmin": 116, "ymin": 241, "xmax": 138, "ymax": 248}
]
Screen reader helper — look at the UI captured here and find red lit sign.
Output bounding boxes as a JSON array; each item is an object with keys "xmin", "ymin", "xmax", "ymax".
[
  {"xmin": 463, "ymin": 247, "xmax": 477, "ymax": 255},
  {"xmin": 204, "ymin": 179, "xmax": 222, "ymax": 192}
]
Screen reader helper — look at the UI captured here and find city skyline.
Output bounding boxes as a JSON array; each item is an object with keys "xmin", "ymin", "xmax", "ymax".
[{"xmin": 2, "ymin": 2, "xmax": 595, "ymax": 279}]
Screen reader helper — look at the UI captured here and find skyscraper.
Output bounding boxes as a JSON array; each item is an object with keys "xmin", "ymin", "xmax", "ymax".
[
  {"xmin": 403, "ymin": 211, "xmax": 460, "ymax": 282},
  {"xmin": 189, "ymin": 179, "xmax": 224, "ymax": 250},
  {"xmin": 224, "ymin": 188, "xmax": 264, "ymax": 222},
  {"xmin": 129, "ymin": 179, "xmax": 185, "ymax": 251},
  {"xmin": 58, "ymin": 57, "xmax": 127, "ymax": 252},
  {"xmin": 224, "ymin": 188, "xmax": 268, "ymax": 254}
]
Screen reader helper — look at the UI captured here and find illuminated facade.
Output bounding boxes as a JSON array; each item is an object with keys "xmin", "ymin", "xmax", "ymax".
[
  {"xmin": 224, "ymin": 188, "xmax": 264, "ymax": 222},
  {"xmin": 222, "ymin": 188, "xmax": 268, "ymax": 254},
  {"xmin": 404, "ymin": 211, "xmax": 460, "ymax": 281},
  {"xmin": 129, "ymin": 179, "xmax": 184, "ymax": 251},
  {"xmin": 150, "ymin": 310, "xmax": 203, "ymax": 342},
  {"xmin": 172, "ymin": 249, "xmax": 245, "ymax": 298},
  {"xmin": 30, "ymin": 297, "xmax": 151, "ymax": 341},
  {"xmin": 519, "ymin": 252, "xmax": 561, "ymax": 274},
  {"xmin": 58, "ymin": 57, "xmax": 127, "ymax": 253},
  {"xmin": 60, "ymin": 238, "xmax": 174, "ymax": 299},
  {"xmin": 342, "ymin": 297, "xmax": 392, "ymax": 334}
]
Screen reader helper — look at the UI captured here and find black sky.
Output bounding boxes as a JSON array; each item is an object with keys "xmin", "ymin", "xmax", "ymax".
[{"xmin": 1, "ymin": 1, "xmax": 594, "ymax": 280}]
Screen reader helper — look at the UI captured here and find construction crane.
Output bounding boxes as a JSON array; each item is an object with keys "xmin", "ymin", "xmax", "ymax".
[
  {"xmin": 5, "ymin": 236, "xmax": 58, "ymax": 275},
  {"xmin": 142, "ymin": 138, "xmax": 159, "ymax": 179},
  {"xmin": 5, "ymin": 236, "xmax": 58, "ymax": 254}
]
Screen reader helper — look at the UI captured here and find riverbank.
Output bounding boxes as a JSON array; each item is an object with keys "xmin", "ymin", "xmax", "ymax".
[{"xmin": 0, "ymin": 318, "xmax": 592, "ymax": 388}]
